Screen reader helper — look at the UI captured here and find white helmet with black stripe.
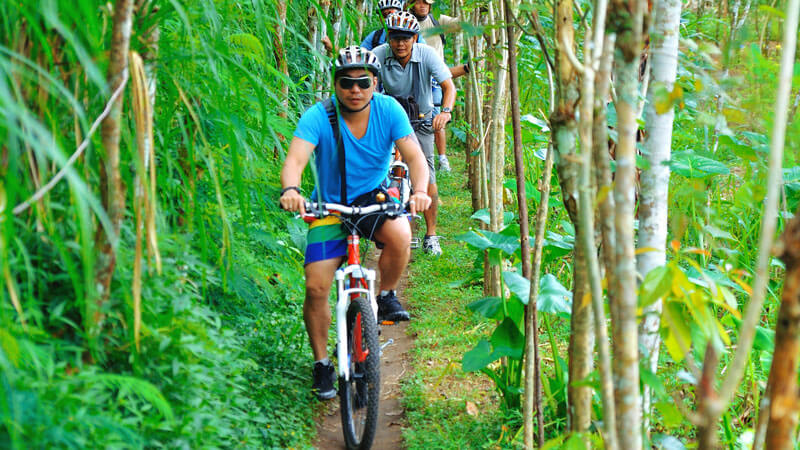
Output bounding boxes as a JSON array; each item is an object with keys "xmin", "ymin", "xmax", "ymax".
[
  {"xmin": 377, "ymin": 0, "xmax": 404, "ymax": 11},
  {"xmin": 333, "ymin": 46, "xmax": 381, "ymax": 77},
  {"xmin": 385, "ymin": 11, "xmax": 420, "ymax": 36}
]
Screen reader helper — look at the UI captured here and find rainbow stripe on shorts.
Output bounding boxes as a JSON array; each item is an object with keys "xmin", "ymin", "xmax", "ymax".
[{"xmin": 305, "ymin": 215, "xmax": 347, "ymax": 265}]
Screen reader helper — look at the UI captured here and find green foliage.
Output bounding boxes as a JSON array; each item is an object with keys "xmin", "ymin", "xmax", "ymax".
[{"xmin": 0, "ymin": 0, "xmax": 333, "ymax": 447}]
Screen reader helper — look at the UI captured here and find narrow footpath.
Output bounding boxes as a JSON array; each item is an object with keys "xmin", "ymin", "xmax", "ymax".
[{"xmin": 313, "ymin": 250, "xmax": 414, "ymax": 449}]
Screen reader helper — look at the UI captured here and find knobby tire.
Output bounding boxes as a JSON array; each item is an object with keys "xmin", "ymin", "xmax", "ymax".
[{"xmin": 340, "ymin": 296, "xmax": 380, "ymax": 450}]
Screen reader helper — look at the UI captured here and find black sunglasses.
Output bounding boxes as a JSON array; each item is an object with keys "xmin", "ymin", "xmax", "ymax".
[{"xmin": 337, "ymin": 76, "xmax": 372, "ymax": 90}]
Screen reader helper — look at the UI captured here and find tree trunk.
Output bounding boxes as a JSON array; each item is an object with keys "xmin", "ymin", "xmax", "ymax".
[
  {"xmin": 594, "ymin": 33, "xmax": 617, "ymax": 326},
  {"xmin": 764, "ymin": 211, "xmax": 800, "ymax": 450},
  {"xmin": 453, "ymin": 0, "xmax": 465, "ymax": 118},
  {"xmin": 697, "ymin": 0, "xmax": 800, "ymax": 446},
  {"xmin": 93, "ymin": 0, "xmax": 135, "ymax": 334},
  {"xmin": 485, "ymin": 1, "xmax": 507, "ymax": 298},
  {"xmin": 638, "ymin": 0, "xmax": 681, "ymax": 432},
  {"xmin": 275, "ymin": 0, "xmax": 289, "ymax": 118},
  {"xmin": 552, "ymin": 0, "xmax": 593, "ymax": 432},
  {"xmin": 578, "ymin": 2, "xmax": 618, "ymax": 447},
  {"xmin": 609, "ymin": 0, "xmax": 646, "ymax": 447},
  {"xmin": 505, "ymin": 2, "xmax": 543, "ymax": 446}
]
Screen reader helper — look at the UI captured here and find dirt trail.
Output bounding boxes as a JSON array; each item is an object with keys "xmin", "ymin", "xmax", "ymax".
[{"xmin": 313, "ymin": 249, "xmax": 414, "ymax": 450}]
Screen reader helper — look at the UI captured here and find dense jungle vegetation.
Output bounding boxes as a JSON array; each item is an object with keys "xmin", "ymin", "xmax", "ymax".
[{"xmin": 3, "ymin": 0, "xmax": 800, "ymax": 448}]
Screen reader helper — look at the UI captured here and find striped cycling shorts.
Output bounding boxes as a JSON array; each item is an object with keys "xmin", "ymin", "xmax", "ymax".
[{"xmin": 305, "ymin": 215, "xmax": 347, "ymax": 265}]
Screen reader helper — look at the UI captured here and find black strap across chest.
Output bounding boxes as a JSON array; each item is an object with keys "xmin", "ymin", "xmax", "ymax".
[{"xmin": 323, "ymin": 98, "xmax": 347, "ymax": 204}]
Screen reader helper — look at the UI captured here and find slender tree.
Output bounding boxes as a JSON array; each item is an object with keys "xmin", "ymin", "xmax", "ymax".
[
  {"xmin": 638, "ymin": 0, "xmax": 681, "ymax": 429},
  {"xmin": 485, "ymin": 1, "xmax": 508, "ymax": 297},
  {"xmin": 763, "ymin": 210, "xmax": 800, "ymax": 449},
  {"xmin": 504, "ymin": 2, "xmax": 544, "ymax": 446},
  {"xmin": 552, "ymin": 0, "xmax": 594, "ymax": 431},
  {"xmin": 275, "ymin": 0, "xmax": 289, "ymax": 117},
  {"xmin": 574, "ymin": 1, "xmax": 618, "ymax": 447},
  {"xmin": 608, "ymin": 0, "xmax": 647, "ymax": 446},
  {"xmin": 697, "ymin": 0, "xmax": 800, "ymax": 446},
  {"xmin": 93, "ymin": 0, "xmax": 135, "ymax": 335}
]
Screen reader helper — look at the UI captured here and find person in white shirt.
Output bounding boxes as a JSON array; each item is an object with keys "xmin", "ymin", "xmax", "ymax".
[{"xmin": 410, "ymin": 0, "xmax": 467, "ymax": 173}]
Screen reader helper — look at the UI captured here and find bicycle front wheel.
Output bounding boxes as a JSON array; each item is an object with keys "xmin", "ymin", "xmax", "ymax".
[{"xmin": 340, "ymin": 296, "xmax": 380, "ymax": 450}]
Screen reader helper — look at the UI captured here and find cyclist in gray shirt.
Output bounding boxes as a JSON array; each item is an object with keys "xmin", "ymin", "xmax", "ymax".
[{"xmin": 372, "ymin": 11, "xmax": 455, "ymax": 256}]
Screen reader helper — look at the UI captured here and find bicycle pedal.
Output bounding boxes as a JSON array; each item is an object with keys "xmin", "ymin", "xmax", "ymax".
[{"xmin": 410, "ymin": 237, "xmax": 421, "ymax": 249}]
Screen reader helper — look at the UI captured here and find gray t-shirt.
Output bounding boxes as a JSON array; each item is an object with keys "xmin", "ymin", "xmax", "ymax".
[{"xmin": 372, "ymin": 43, "xmax": 451, "ymax": 115}]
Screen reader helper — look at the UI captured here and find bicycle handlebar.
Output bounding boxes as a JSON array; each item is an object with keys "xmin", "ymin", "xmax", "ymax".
[{"xmin": 303, "ymin": 201, "xmax": 407, "ymax": 219}]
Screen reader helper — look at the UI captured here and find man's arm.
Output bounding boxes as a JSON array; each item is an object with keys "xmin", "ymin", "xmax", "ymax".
[
  {"xmin": 395, "ymin": 133, "xmax": 432, "ymax": 215},
  {"xmin": 432, "ymin": 78, "xmax": 456, "ymax": 131},
  {"xmin": 280, "ymin": 137, "xmax": 315, "ymax": 214},
  {"xmin": 448, "ymin": 63, "xmax": 468, "ymax": 79}
]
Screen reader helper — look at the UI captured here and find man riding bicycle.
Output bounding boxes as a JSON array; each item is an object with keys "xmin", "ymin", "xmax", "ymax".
[
  {"xmin": 362, "ymin": 0, "xmax": 429, "ymax": 50},
  {"xmin": 371, "ymin": 11, "xmax": 456, "ymax": 256},
  {"xmin": 279, "ymin": 46, "xmax": 431, "ymax": 399}
]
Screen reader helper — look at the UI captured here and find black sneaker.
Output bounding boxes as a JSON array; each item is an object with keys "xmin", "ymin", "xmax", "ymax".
[
  {"xmin": 311, "ymin": 361, "xmax": 336, "ymax": 400},
  {"xmin": 377, "ymin": 291, "xmax": 410, "ymax": 322}
]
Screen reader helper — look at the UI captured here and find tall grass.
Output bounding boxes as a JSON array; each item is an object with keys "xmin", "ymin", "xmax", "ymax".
[{"xmin": 0, "ymin": 0, "xmax": 353, "ymax": 446}]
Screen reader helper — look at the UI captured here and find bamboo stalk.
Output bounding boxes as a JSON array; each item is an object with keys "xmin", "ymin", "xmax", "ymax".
[
  {"xmin": 698, "ymin": 0, "xmax": 800, "ymax": 447},
  {"xmin": 575, "ymin": 1, "xmax": 617, "ymax": 447}
]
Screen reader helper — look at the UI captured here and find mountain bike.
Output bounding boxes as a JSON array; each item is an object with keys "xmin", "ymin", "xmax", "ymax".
[
  {"xmin": 388, "ymin": 147, "xmax": 420, "ymax": 249},
  {"xmin": 303, "ymin": 200, "xmax": 408, "ymax": 450}
]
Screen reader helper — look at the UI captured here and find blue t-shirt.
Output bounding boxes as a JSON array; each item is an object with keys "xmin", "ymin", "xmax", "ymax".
[
  {"xmin": 294, "ymin": 93, "xmax": 414, "ymax": 204},
  {"xmin": 360, "ymin": 29, "xmax": 425, "ymax": 50}
]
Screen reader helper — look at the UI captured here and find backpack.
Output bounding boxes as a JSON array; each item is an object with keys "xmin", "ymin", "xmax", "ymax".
[
  {"xmin": 387, "ymin": 60, "xmax": 427, "ymax": 131},
  {"xmin": 371, "ymin": 29, "xmax": 384, "ymax": 49}
]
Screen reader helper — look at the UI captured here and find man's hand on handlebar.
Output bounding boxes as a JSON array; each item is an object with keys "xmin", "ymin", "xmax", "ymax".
[
  {"xmin": 280, "ymin": 189, "xmax": 306, "ymax": 215},
  {"xmin": 432, "ymin": 111, "xmax": 451, "ymax": 131},
  {"xmin": 408, "ymin": 191, "xmax": 431, "ymax": 216}
]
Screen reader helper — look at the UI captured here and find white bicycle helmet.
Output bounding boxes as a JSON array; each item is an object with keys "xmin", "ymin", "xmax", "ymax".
[
  {"xmin": 385, "ymin": 11, "xmax": 420, "ymax": 35},
  {"xmin": 333, "ymin": 46, "xmax": 381, "ymax": 77},
  {"xmin": 377, "ymin": 0, "xmax": 404, "ymax": 11}
]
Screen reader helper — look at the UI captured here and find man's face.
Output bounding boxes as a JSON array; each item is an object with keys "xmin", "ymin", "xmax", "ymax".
[
  {"xmin": 335, "ymin": 68, "xmax": 376, "ymax": 111},
  {"xmin": 412, "ymin": 1, "xmax": 430, "ymax": 16},
  {"xmin": 380, "ymin": 7, "xmax": 399, "ymax": 18},
  {"xmin": 388, "ymin": 34, "xmax": 416, "ymax": 59}
]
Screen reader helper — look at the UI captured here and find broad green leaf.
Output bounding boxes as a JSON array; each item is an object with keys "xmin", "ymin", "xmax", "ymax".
[
  {"xmin": 662, "ymin": 303, "xmax": 692, "ymax": 362},
  {"xmin": 462, "ymin": 339, "xmax": 498, "ymax": 372},
  {"xmin": 759, "ymin": 4, "xmax": 786, "ymax": 19},
  {"xmin": 640, "ymin": 366, "xmax": 667, "ymax": 399},
  {"xmin": 725, "ymin": 316, "xmax": 775, "ymax": 351},
  {"xmin": 543, "ymin": 230, "xmax": 574, "ymax": 256},
  {"xmin": 639, "ymin": 265, "xmax": 672, "ymax": 309},
  {"xmin": 456, "ymin": 230, "xmax": 493, "ymax": 250},
  {"xmin": 503, "ymin": 271, "xmax": 530, "ymax": 305},
  {"xmin": 482, "ymin": 231, "xmax": 520, "ymax": 255},
  {"xmin": 503, "ymin": 179, "xmax": 539, "ymax": 202},
  {"xmin": 467, "ymin": 297, "xmax": 503, "ymax": 320},
  {"xmin": 669, "ymin": 151, "xmax": 730, "ymax": 178},
  {"xmin": 521, "ymin": 114, "xmax": 550, "ymax": 131},
  {"xmin": 538, "ymin": 274, "xmax": 572, "ymax": 315},
  {"xmin": 471, "ymin": 208, "xmax": 515, "ymax": 226},
  {"xmin": 655, "ymin": 402, "xmax": 683, "ymax": 429},
  {"xmin": 784, "ymin": 166, "xmax": 800, "ymax": 183},
  {"xmin": 506, "ymin": 296, "xmax": 526, "ymax": 334},
  {"xmin": 0, "ymin": 329, "xmax": 20, "ymax": 367},
  {"xmin": 563, "ymin": 434, "xmax": 588, "ymax": 450},
  {"xmin": 703, "ymin": 224, "xmax": 735, "ymax": 241},
  {"xmin": 490, "ymin": 318, "xmax": 524, "ymax": 360}
]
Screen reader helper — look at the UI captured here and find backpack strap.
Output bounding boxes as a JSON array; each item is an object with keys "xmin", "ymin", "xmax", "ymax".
[
  {"xmin": 372, "ymin": 29, "xmax": 383, "ymax": 50},
  {"xmin": 323, "ymin": 98, "xmax": 347, "ymax": 204},
  {"xmin": 429, "ymin": 16, "xmax": 446, "ymax": 48}
]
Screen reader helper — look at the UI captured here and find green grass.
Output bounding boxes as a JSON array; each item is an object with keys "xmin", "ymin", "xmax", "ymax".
[{"xmin": 401, "ymin": 153, "xmax": 523, "ymax": 449}]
